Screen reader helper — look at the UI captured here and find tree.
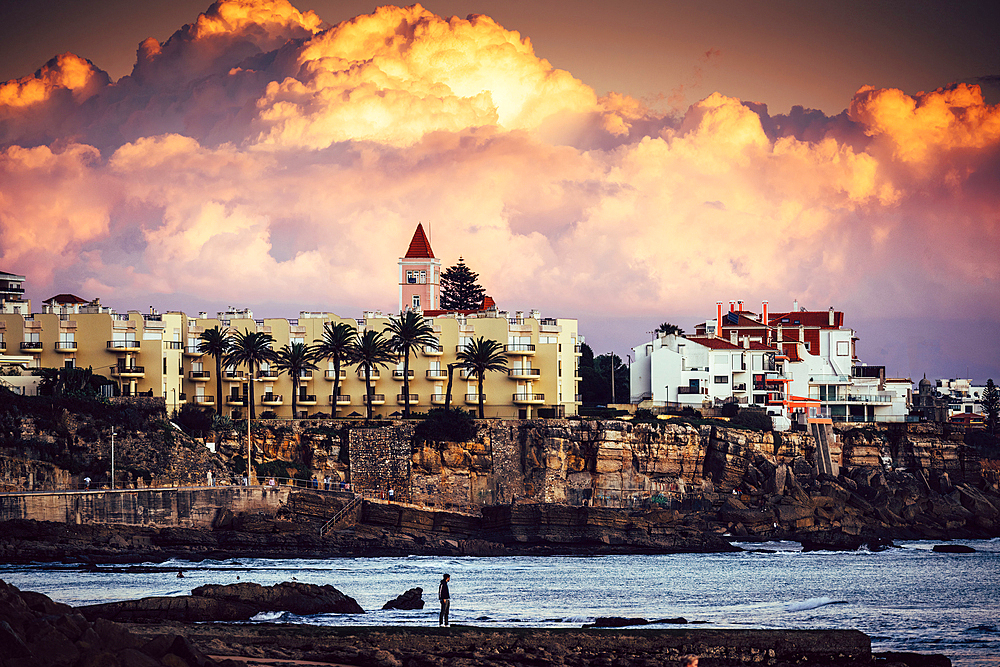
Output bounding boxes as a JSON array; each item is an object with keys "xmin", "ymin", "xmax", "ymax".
[
  {"xmin": 983, "ymin": 379, "xmax": 999, "ymax": 435},
  {"xmin": 225, "ymin": 329, "xmax": 276, "ymax": 421},
  {"xmin": 197, "ymin": 326, "xmax": 231, "ymax": 417},
  {"xmin": 439, "ymin": 257, "xmax": 486, "ymax": 311},
  {"xmin": 384, "ymin": 311, "xmax": 438, "ymax": 419},
  {"xmin": 273, "ymin": 342, "xmax": 318, "ymax": 418},
  {"xmin": 312, "ymin": 321, "xmax": 357, "ymax": 416},
  {"xmin": 350, "ymin": 329, "xmax": 396, "ymax": 419},
  {"xmin": 577, "ymin": 343, "xmax": 627, "ymax": 406},
  {"xmin": 655, "ymin": 322, "xmax": 685, "ymax": 336},
  {"xmin": 456, "ymin": 337, "xmax": 508, "ymax": 419}
]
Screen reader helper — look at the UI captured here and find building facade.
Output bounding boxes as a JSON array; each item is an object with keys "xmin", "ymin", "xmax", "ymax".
[
  {"xmin": 0, "ymin": 229, "xmax": 582, "ymax": 419},
  {"xmin": 630, "ymin": 300, "xmax": 911, "ymax": 423}
]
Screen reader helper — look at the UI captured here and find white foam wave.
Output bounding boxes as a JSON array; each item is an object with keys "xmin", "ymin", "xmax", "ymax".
[
  {"xmin": 250, "ymin": 611, "xmax": 286, "ymax": 622},
  {"xmin": 785, "ymin": 596, "xmax": 838, "ymax": 612}
]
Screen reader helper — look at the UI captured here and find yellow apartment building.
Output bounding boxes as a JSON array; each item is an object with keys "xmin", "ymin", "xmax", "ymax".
[{"xmin": 0, "ymin": 229, "xmax": 582, "ymax": 418}]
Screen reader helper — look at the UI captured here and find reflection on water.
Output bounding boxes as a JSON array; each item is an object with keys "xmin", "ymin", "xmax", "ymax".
[{"xmin": 2, "ymin": 539, "xmax": 998, "ymax": 667}]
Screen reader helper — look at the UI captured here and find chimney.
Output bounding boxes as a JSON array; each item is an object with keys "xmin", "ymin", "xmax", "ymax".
[
  {"xmin": 762, "ymin": 301, "xmax": 769, "ymax": 344},
  {"xmin": 738, "ymin": 300, "xmax": 744, "ymax": 312},
  {"xmin": 729, "ymin": 301, "xmax": 735, "ymax": 313},
  {"xmin": 829, "ymin": 306, "xmax": 835, "ymax": 326},
  {"xmin": 793, "ymin": 299, "xmax": 799, "ymax": 312},
  {"xmin": 730, "ymin": 330, "xmax": 738, "ymax": 345},
  {"xmin": 716, "ymin": 302, "xmax": 723, "ymax": 336},
  {"xmin": 742, "ymin": 335, "xmax": 750, "ymax": 349}
]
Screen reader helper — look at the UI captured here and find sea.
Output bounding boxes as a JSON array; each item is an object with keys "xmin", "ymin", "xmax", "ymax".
[{"xmin": 2, "ymin": 539, "xmax": 998, "ymax": 666}]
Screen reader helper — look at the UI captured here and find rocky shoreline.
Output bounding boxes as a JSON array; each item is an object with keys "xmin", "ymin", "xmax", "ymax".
[{"xmin": 0, "ymin": 579, "xmax": 952, "ymax": 667}]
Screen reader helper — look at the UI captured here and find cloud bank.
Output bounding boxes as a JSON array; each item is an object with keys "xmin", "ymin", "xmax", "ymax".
[{"xmin": 1, "ymin": 0, "xmax": 998, "ymax": 378}]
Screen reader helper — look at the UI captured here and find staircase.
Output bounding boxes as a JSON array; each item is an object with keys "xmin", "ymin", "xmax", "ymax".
[
  {"xmin": 319, "ymin": 494, "xmax": 362, "ymax": 537},
  {"xmin": 810, "ymin": 420, "xmax": 836, "ymax": 476}
]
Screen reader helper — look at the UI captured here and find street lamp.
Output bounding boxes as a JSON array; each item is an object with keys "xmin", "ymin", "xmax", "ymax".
[{"xmin": 110, "ymin": 429, "xmax": 117, "ymax": 490}]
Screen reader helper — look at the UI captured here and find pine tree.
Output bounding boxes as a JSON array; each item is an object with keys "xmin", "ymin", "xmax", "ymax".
[
  {"xmin": 440, "ymin": 257, "xmax": 486, "ymax": 311},
  {"xmin": 982, "ymin": 379, "xmax": 999, "ymax": 435}
]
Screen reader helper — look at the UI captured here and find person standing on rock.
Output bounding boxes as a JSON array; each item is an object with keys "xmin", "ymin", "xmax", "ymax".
[{"xmin": 438, "ymin": 573, "xmax": 450, "ymax": 626}]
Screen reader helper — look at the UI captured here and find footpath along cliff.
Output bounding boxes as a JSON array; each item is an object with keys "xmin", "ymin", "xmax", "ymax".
[{"xmin": 2, "ymin": 407, "xmax": 999, "ymax": 560}]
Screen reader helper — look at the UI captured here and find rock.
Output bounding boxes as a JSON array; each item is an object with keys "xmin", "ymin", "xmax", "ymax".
[
  {"xmin": 383, "ymin": 588, "xmax": 424, "ymax": 610},
  {"xmin": 80, "ymin": 595, "xmax": 259, "ymax": 623},
  {"xmin": 932, "ymin": 544, "xmax": 976, "ymax": 553},
  {"xmin": 193, "ymin": 581, "xmax": 364, "ymax": 615},
  {"xmin": 799, "ymin": 531, "xmax": 865, "ymax": 551},
  {"xmin": 583, "ymin": 617, "xmax": 650, "ymax": 628}
]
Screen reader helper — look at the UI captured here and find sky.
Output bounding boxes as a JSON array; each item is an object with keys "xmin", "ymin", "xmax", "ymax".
[{"xmin": 0, "ymin": 0, "xmax": 998, "ymax": 383}]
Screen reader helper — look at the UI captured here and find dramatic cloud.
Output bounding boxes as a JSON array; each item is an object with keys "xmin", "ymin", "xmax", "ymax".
[{"xmin": 0, "ymin": 0, "xmax": 998, "ymax": 380}]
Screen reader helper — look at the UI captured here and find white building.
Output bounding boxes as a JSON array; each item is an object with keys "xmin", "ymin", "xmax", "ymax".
[{"xmin": 631, "ymin": 300, "xmax": 911, "ymax": 423}]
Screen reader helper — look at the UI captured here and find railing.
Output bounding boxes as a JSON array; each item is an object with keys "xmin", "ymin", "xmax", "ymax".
[
  {"xmin": 297, "ymin": 394, "xmax": 317, "ymax": 403},
  {"xmin": 111, "ymin": 366, "xmax": 145, "ymax": 376},
  {"xmin": 261, "ymin": 393, "xmax": 283, "ymax": 402},
  {"xmin": 20, "ymin": 342, "xmax": 43, "ymax": 350},
  {"xmin": 167, "ymin": 341, "xmax": 183, "ymax": 349},
  {"xmin": 508, "ymin": 368, "xmax": 540, "ymax": 377},
  {"xmin": 298, "ymin": 371, "xmax": 314, "ymax": 379},
  {"xmin": 539, "ymin": 318, "xmax": 558, "ymax": 326},
  {"xmin": 357, "ymin": 369, "xmax": 381, "ymax": 380},
  {"xmin": 733, "ymin": 383, "xmax": 747, "ymax": 391},
  {"xmin": 430, "ymin": 393, "xmax": 448, "ymax": 403},
  {"xmin": 319, "ymin": 494, "xmax": 363, "ymax": 537},
  {"xmin": 330, "ymin": 395, "xmax": 350, "ymax": 404},
  {"xmin": 184, "ymin": 346, "xmax": 202, "ymax": 355},
  {"xmin": 422, "ymin": 344, "xmax": 443, "ymax": 355},
  {"xmin": 325, "ymin": 369, "xmax": 347, "ymax": 380},
  {"xmin": 257, "ymin": 370, "xmax": 279, "ymax": 379},
  {"xmin": 54, "ymin": 341, "xmax": 77, "ymax": 350},
  {"xmin": 224, "ymin": 371, "xmax": 245, "ymax": 380},
  {"xmin": 363, "ymin": 394, "xmax": 386, "ymax": 404},
  {"xmin": 465, "ymin": 394, "xmax": 484, "ymax": 402},
  {"xmin": 143, "ymin": 314, "xmax": 163, "ymax": 322},
  {"xmin": 844, "ymin": 394, "xmax": 893, "ymax": 403},
  {"xmin": 192, "ymin": 395, "xmax": 215, "ymax": 405},
  {"xmin": 226, "ymin": 396, "xmax": 247, "ymax": 405},
  {"xmin": 574, "ymin": 345, "xmax": 582, "ymax": 354},
  {"xmin": 677, "ymin": 386, "xmax": 706, "ymax": 395},
  {"xmin": 574, "ymin": 394, "xmax": 583, "ymax": 402},
  {"xmin": 397, "ymin": 393, "xmax": 418, "ymax": 404},
  {"xmin": 810, "ymin": 374, "xmax": 850, "ymax": 384},
  {"xmin": 392, "ymin": 370, "xmax": 415, "ymax": 379},
  {"xmin": 107, "ymin": 340, "xmax": 139, "ymax": 349},
  {"xmin": 426, "ymin": 369, "xmax": 449, "ymax": 378},
  {"xmin": 505, "ymin": 344, "xmax": 535, "ymax": 353},
  {"xmin": 189, "ymin": 370, "xmax": 211, "ymax": 379},
  {"xmin": 513, "ymin": 393, "xmax": 545, "ymax": 402}
]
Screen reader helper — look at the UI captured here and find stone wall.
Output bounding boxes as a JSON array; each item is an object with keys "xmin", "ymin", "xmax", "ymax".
[
  {"xmin": 348, "ymin": 424, "xmax": 413, "ymax": 503},
  {"xmin": 0, "ymin": 486, "xmax": 286, "ymax": 527}
]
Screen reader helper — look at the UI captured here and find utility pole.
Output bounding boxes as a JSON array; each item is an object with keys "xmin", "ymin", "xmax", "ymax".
[
  {"xmin": 110, "ymin": 430, "xmax": 117, "ymax": 490},
  {"xmin": 611, "ymin": 353, "xmax": 615, "ymax": 405}
]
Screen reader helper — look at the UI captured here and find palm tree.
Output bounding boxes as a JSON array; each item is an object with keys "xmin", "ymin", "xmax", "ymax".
[
  {"xmin": 350, "ymin": 329, "xmax": 396, "ymax": 420},
  {"xmin": 312, "ymin": 321, "xmax": 357, "ymax": 416},
  {"xmin": 384, "ymin": 311, "xmax": 438, "ymax": 419},
  {"xmin": 274, "ymin": 342, "xmax": 318, "ymax": 418},
  {"xmin": 443, "ymin": 362, "xmax": 461, "ymax": 412},
  {"xmin": 197, "ymin": 325, "xmax": 231, "ymax": 417},
  {"xmin": 226, "ymin": 329, "xmax": 276, "ymax": 420},
  {"xmin": 655, "ymin": 322, "xmax": 685, "ymax": 337},
  {"xmin": 456, "ymin": 337, "xmax": 508, "ymax": 419}
]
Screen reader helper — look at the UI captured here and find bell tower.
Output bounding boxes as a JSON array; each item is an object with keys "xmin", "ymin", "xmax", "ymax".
[{"xmin": 399, "ymin": 223, "xmax": 441, "ymax": 313}]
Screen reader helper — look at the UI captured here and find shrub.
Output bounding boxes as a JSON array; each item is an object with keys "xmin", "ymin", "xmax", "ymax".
[
  {"xmin": 260, "ymin": 410, "xmax": 278, "ymax": 419},
  {"xmin": 414, "ymin": 407, "xmax": 479, "ymax": 444},
  {"xmin": 721, "ymin": 402, "xmax": 740, "ymax": 419},
  {"xmin": 632, "ymin": 408, "xmax": 659, "ymax": 424},
  {"xmin": 174, "ymin": 403, "xmax": 215, "ymax": 434},
  {"xmin": 733, "ymin": 407, "xmax": 773, "ymax": 431}
]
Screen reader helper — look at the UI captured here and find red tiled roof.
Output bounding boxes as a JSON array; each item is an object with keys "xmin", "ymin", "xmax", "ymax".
[
  {"xmin": 748, "ymin": 342, "xmax": 778, "ymax": 351},
  {"xmin": 404, "ymin": 223, "xmax": 435, "ymax": 259},
  {"xmin": 43, "ymin": 293, "xmax": 88, "ymax": 304},
  {"xmin": 422, "ymin": 296, "xmax": 497, "ymax": 318},
  {"xmin": 768, "ymin": 310, "xmax": 843, "ymax": 328},
  {"xmin": 686, "ymin": 336, "xmax": 741, "ymax": 350}
]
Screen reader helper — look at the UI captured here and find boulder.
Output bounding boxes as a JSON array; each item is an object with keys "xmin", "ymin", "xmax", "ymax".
[
  {"xmin": 382, "ymin": 588, "xmax": 425, "ymax": 610},
  {"xmin": 192, "ymin": 581, "xmax": 364, "ymax": 615},
  {"xmin": 79, "ymin": 595, "xmax": 258, "ymax": 623}
]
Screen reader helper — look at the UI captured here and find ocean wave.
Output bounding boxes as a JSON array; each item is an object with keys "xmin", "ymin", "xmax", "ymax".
[
  {"xmin": 250, "ymin": 611, "xmax": 287, "ymax": 622},
  {"xmin": 784, "ymin": 597, "xmax": 844, "ymax": 612}
]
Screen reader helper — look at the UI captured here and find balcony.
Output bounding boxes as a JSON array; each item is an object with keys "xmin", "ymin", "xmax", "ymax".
[
  {"xmin": 424, "ymin": 369, "xmax": 448, "ymax": 379},
  {"xmin": 357, "ymin": 369, "xmax": 381, "ymax": 381},
  {"xmin": 505, "ymin": 344, "xmax": 536, "ymax": 355},
  {"xmin": 734, "ymin": 383, "xmax": 747, "ymax": 391},
  {"xmin": 257, "ymin": 370, "xmax": 279, "ymax": 379},
  {"xmin": 261, "ymin": 393, "xmax": 283, "ymax": 406},
  {"xmin": 513, "ymin": 393, "xmax": 545, "ymax": 404},
  {"xmin": 422, "ymin": 344, "xmax": 443, "ymax": 356},
  {"xmin": 392, "ymin": 369, "xmax": 415, "ymax": 380},
  {"xmin": 183, "ymin": 346, "xmax": 203, "ymax": 357},
  {"xmin": 0, "ymin": 340, "xmax": 5, "ymax": 352},
  {"xmin": 226, "ymin": 395, "xmax": 246, "ymax": 406},
  {"xmin": 574, "ymin": 345, "xmax": 583, "ymax": 355},
  {"xmin": 297, "ymin": 394, "xmax": 318, "ymax": 406},
  {"xmin": 363, "ymin": 394, "xmax": 386, "ymax": 405},
  {"xmin": 189, "ymin": 370, "xmax": 211, "ymax": 381},
  {"xmin": 167, "ymin": 341, "xmax": 183, "ymax": 350},
  {"xmin": 508, "ymin": 367, "xmax": 540, "ymax": 379},
  {"xmin": 397, "ymin": 393, "xmax": 418, "ymax": 405},
  {"xmin": 112, "ymin": 366, "xmax": 145, "ymax": 378},
  {"xmin": 330, "ymin": 394, "xmax": 351, "ymax": 406},
  {"xmin": 430, "ymin": 393, "xmax": 448, "ymax": 405},
  {"xmin": 325, "ymin": 369, "xmax": 347, "ymax": 380},
  {"xmin": 191, "ymin": 395, "xmax": 215, "ymax": 405},
  {"xmin": 54, "ymin": 341, "xmax": 78, "ymax": 352},
  {"xmin": 465, "ymin": 394, "xmax": 484, "ymax": 404},
  {"xmin": 107, "ymin": 340, "xmax": 140, "ymax": 352},
  {"xmin": 678, "ymin": 386, "xmax": 707, "ymax": 395},
  {"xmin": 223, "ymin": 370, "xmax": 245, "ymax": 381},
  {"xmin": 20, "ymin": 341, "xmax": 43, "ymax": 353},
  {"xmin": 297, "ymin": 370, "xmax": 314, "ymax": 380}
]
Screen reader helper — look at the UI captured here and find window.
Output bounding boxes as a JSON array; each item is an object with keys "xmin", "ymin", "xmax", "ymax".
[
  {"xmin": 406, "ymin": 270, "xmax": 416, "ymax": 284},
  {"xmin": 714, "ymin": 376, "xmax": 728, "ymax": 384},
  {"xmin": 837, "ymin": 341, "xmax": 850, "ymax": 356},
  {"xmin": 412, "ymin": 294, "xmax": 420, "ymax": 310}
]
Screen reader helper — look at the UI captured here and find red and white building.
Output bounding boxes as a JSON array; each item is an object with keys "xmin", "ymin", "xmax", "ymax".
[{"xmin": 630, "ymin": 300, "xmax": 911, "ymax": 423}]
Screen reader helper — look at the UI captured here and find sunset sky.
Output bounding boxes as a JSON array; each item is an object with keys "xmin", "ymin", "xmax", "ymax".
[{"xmin": 1, "ymin": 0, "xmax": 998, "ymax": 383}]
